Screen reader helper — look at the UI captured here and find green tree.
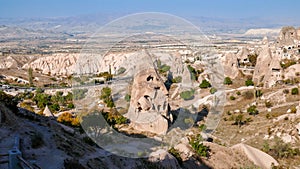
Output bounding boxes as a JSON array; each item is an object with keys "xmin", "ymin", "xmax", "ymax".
[
  {"xmin": 291, "ymin": 87, "xmax": 299, "ymax": 95},
  {"xmin": 245, "ymin": 79, "xmax": 254, "ymax": 86},
  {"xmin": 224, "ymin": 77, "xmax": 233, "ymax": 85},
  {"xmin": 199, "ymin": 79, "xmax": 211, "ymax": 88},
  {"xmin": 28, "ymin": 67, "xmax": 34, "ymax": 87},
  {"xmin": 100, "ymin": 87, "xmax": 115, "ymax": 108}
]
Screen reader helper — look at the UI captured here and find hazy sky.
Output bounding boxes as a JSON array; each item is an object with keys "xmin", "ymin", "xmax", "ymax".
[{"xmin": 0, "ymin": 0, "xmax": 299, "ymax": 19}]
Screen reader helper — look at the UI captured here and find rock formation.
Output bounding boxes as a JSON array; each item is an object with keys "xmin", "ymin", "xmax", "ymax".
[
  {"xmin": 43, "ymin": 105, "xmax": 54, "ymax": 117},
  {"xmin": 125, "ymin": 68, "xmax": 170, "ymax": 135},
  {"xmin": 23, "ymin": 53, "xmax": 78, "ymax": 76},
  {"xmin": 277, "ymin": 26, "xmax": 299, "ymax": 46},
  {"xmin": 252, "ymin": 44, "xmax": 282, "ymax": 87},
  {"xmin": 221, "ymin": 52, "xmax": 239, "ymax": 79}
]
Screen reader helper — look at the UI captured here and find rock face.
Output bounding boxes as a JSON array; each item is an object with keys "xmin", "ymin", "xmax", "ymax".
[
  {"xmin": 221, "ymin": 52, "xmax": 239, "ymax": 79},
  {"xmin": 23, "ymin": 53, "xmax": 78, "ymax": 76},
  {"xmin": 125, "ymin": 68, "xmax": 170, "ymax": 135},
  {"xmin": 284, "ymin": 64, "xmax": 300, "ymax": 80},
  {"xmin": 277, "ymin": 26, "xmax": 299, "ymax": 46},
  {"xmin": 252, "ymin": 45, "xmax": 282, "ymax": 87}
]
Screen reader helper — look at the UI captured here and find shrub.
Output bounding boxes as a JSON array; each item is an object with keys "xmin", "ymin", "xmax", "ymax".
[
  {"xmin": 291, "ymin": 88, "xmax": 299, "ymax": 95},
  {"xmin": 265, "ymin": 101, "xmax": 272, "ymax": 108},
  {"xmin": 100, "ymin": 87, "xmax": 115, "ymax": 108},
  {"xmin": 247, "ymin": 105, "xmax": 259, "ymax": 116},
  {"xmin": 224, "ymin": 77, "xmax": 233, "ymax": 85},
  {"xmin": 291, "ymin": 106, "xmax": 297, "ymax": 114},
  {"xmin": 255, "ymin": 90, "xmax": 263, "ymax": 98},
  {"xmin": 245, "ymin": 79, "xmax": 254, "ymax": 86},
  {"xmin": 229, "ymin": 96, "xmax": 236, "ymax": 100},
  {"xmin": 57, "ymin": 113, "xmax": 80, "ymax": 127},
  {"xmin": 124, "ymin": 94, "xmax": 131, "ymax": 102},
  {"xmin": 210, "ymin": 87, "xmax": 217, "ymax": 94},
  {"xmin": 67, "ymin": 103, "xmax": 75, "ymax": 109},
  {"xmin": 236, "ymin": 91, "xmax": 241, "ymax": 95},
  {"xmin": 117, "ymin": 67, "xmax": 126, "ymax": 75},
  {"xmin": 199, "ymin": 79, "xmax": 211, "ymax": 88},
  {"xmin": 158, "ymin": 64, "xmax": 171, "ymax": 74},
  {"xmin": 102, "ymin": 111, "xmax": 127, "ymax": 126},
  {"xmin": 265, "ymin": 137, "xmax": 300, "ymax": 159},
  {"xmin": 180, "ymin": 90, "xmax": 195, "ymax": 100},
  {"xmin": 168, "ymin": 147, "xmax": 182, "ymax": 165},
  {"xmin": 172, "ymin": 76, "xmax": 182, "ymax": 83},
  {"xmin": 189, "ymin": 136, "xmax": 210, "ymax": 157}
]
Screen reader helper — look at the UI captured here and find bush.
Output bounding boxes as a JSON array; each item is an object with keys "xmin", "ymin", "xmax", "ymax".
[
  {"xmin": 245, "ymin": 79, "xmax": 254, "ymax": 86},
  {"xmin": 117, "ymin": 67, "xmax": 126, "ymax": 75},
  {"xmin": 57, "ymin": 113, "xmax": 80, "ymax": 127},
  {"xmin": 264, "ymin": 137, "xmax": 300, "ymax": 159},
  {"xmin": 247, "ymin": 105, "xmax": 259, "ymax": 116},
  {"xmin": 229, "ymin": 96, "xmax": 236, "ymax": 100},
  {"xmin": 102, "ymin": 111, "xmax": 127, "ymax": 126},
  {"xmin": 224, "ymin": 77, "xmax": 233, "ymax": 85},
  {"xmin": 168, "ymin": 147, "xmax": 182, "ymax": 165},
  {"xmin": 67, "ymin": 103, "xmax": 75, "ymax": 109},
  {"xmin": 236, "ymin": 91, "xmax": 241, "ymax": 95},
  {"xmin": 49, "ymin": 103, "xmax": 60, "ymax": 112},
  {"xmin": 265, "ymin": 101, "xmax": 272, "ymax": 108},
  {"xmin": 189, "ymin": 136, "xmax": 210, "ymax": 157},
  {"xmin": 291, "ymin": 88, "xmax": 299, "ymax": 95},
  {"xmin": 100, "ymin": 87, "xmax": 115, "ymax": 108},
  {"xmin": 172, "ymin": 76, "xmax": 182, "ymax": 83},
  {"xmin": 124, "ymin": 94, "xmax": 131, "ymax": 102},
  {"xmin": 210, "ymin": 87, "xmax": 217, "ymax": 94},
  {"xmin": 158, "ymin": 64, "xmax": 171, "ymax": 74},
  {"xmin": 199, "ymin": 79, "xmax": 211, "ymax": 88},
  {"xmin": 180, "ymin": 90, "xmax": 195, "ymax": 100},
  {"xmin": 291, "ymin": 106, "xmax": 297, "ymax": 114},
  {"xmin": 255, "ymin": 90, "xmax": 263, "ymax": 98}
]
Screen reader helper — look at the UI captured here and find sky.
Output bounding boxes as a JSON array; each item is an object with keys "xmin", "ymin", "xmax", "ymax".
[{"xmin": 0, "ymin": 0, "xmax": 300, "ymax": 19}]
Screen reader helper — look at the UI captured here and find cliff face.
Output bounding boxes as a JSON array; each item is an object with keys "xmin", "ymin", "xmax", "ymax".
[{"xmin": 23, "ymin": 53, "xmax": 78, "ymax": 76}]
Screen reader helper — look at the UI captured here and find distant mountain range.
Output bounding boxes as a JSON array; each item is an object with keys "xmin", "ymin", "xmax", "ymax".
[{"xmin": 0, "ymin": 13, "xmax": 299, "ymax": 36}]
